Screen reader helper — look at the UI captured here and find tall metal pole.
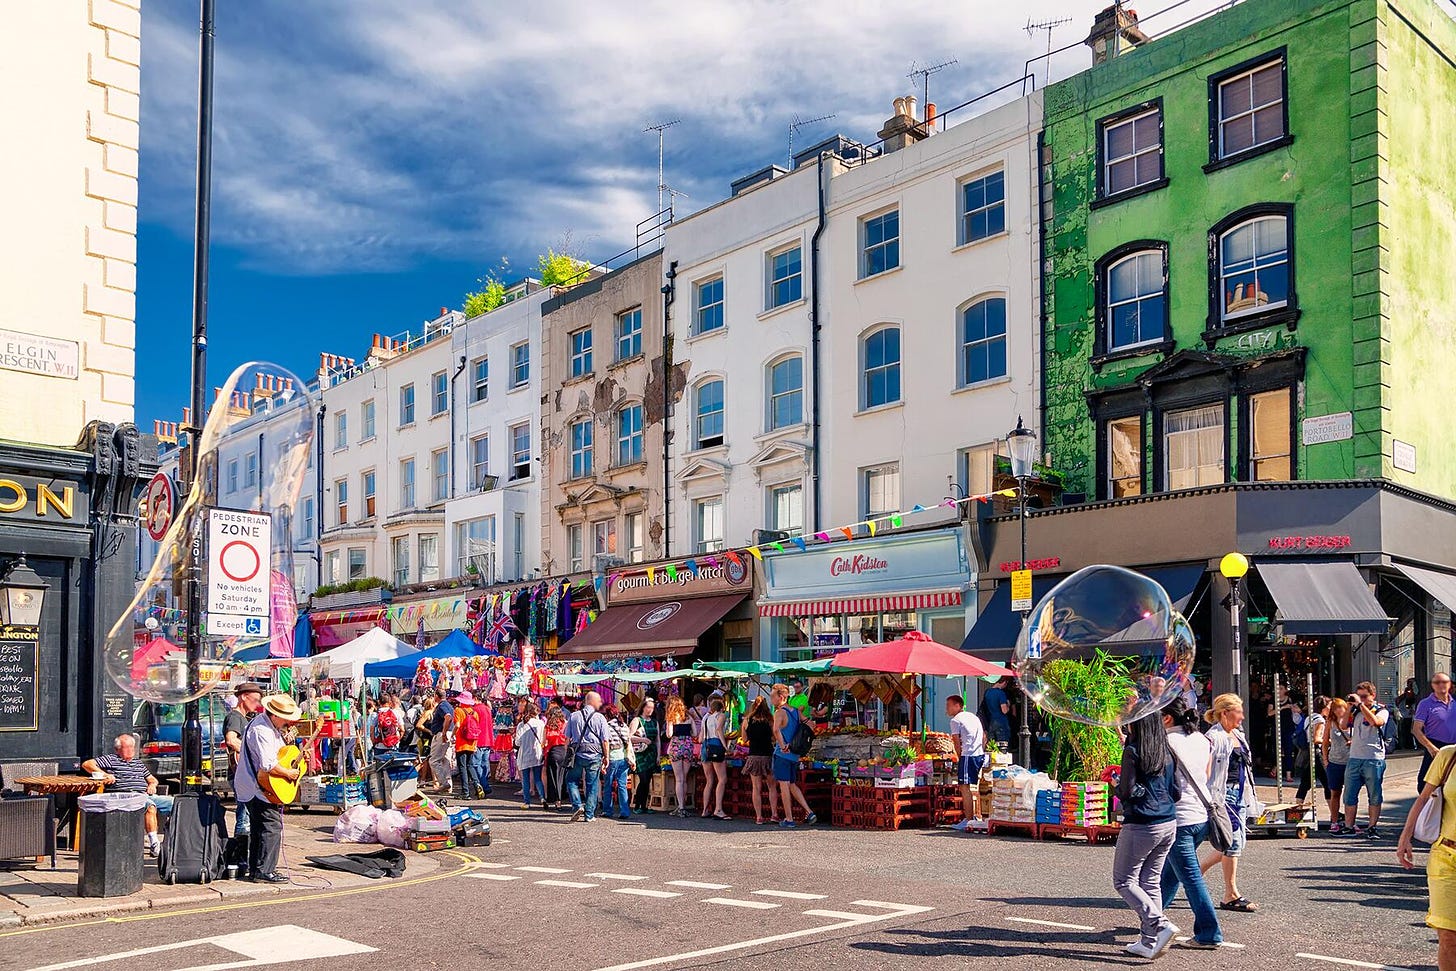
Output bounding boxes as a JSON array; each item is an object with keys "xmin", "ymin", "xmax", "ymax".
[
  {"xmin": 182, "ymin": 0, "xmax": 216, "ymax": 788},
  {"xmin": 1229, "ymin": 575, "xmax": 1244, "ymax": 703},
  {"xmin": 1017, "ymin": 477, "xmax": 1032, "ymax": 769}
]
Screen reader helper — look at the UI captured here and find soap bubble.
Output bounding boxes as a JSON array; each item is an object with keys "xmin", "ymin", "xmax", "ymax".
[
  {"xmin": 104, "ymin": 362, "xmax": 315, "ymax": 703},
  {"xmin": 1013, "ymin": 564, "xmax": 1196, "ymax": 728}
]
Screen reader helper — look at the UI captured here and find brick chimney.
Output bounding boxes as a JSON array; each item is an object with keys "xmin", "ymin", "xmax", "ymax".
[
  {"xmin": 1085, "ymin": 3, "xmax": 1149, "ymax": 64},
  {"xmin": 877, "ymin": 94, "xmax": 929, "ymax": 154}
]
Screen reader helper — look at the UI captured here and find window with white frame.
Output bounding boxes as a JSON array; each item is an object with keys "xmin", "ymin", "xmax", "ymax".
[
  {"xmin": 767, "ymin": 245, "xmax": 802, "ymax": 310},
  {"xmin": 431, "ymin": 370, "xmax": 448, "ymax": 416},
  {"xmin": 694, "ymin": 497, "xmax": 725, "ymax": 553},
  {"xmin": 567, "ymin": 523, "xmax": 584, "ymax": 573},
  {"xmin": 768, "ymin": 483, "xmax": 804, "ymax": 533},
  {"xmin": 861, "ymin": 464, "xmax": 900, "ymax": 519},
  {"xmin": 1102, "ymin": 107, "xmax": 1163, "ymax": 196},
  {"xmin": 767, "ymin": 356, "xmax": 803, "ymax": 430},
  {"xmin": 1218, "ymin": 215, "xmax": 1289, "ymax": 322},
  {"xmin": 862, "ymin": 328, "xmax": 901, "ymax": 409},
  {"xmin": 471, "ymin": 357, "xmax": 488, "ymax": 402},
  {"xmin": 399, "ymin": 383, "xmax": 415, "ymax": 426},
  {"xmin": 569, "ymin": 327, "xmax": 593, "ymax": 377},
  {"xmin": 1107, "ymin": 250, "xmax": 1166, "ymax": 349},
  {"xmin": 592, "ymin": 519, "xmax": 617, "ymax": 558},
  {"xmin": 347, "ymin": 547, "xmax": 367, "ymax": 580},
  {"xmin": 959, "ymin": 170, "xmax": 1005, "ymax": 245},
  {"xmin": 335, "ymin": 478, "xmax": 348, "ymax": 525},
  {"xmin": 244, "ymin": 453, "xmax": 257, "ymax": 487},
  {"xmin": 1164, "ymin": 404, "xmax": 1224, "ymax": 490},
  {"xmin": 615, "ymin": 307, "xmax": 642, "ymax": 360},
  {"xmin": 432, "ymin": 448, "xmax": 448, "ymax": 502},
  {"xmin": 1107, "ymin": 417, "xmax": 1144, "ymax": 498},
  {"xmin": 509, "ymin": 422, "xmax": 531, "ymax": 481},
  {"xmin": 1250, "ymin": 388, "xmax": 1292, "ymax": 481},
  {"xmin": 471, "ymin": 434, "xmax": 490, "ymax": 489},
  {"xmin": 457, "ymin": 517, "xmax": 496, "ymax": 579},
  {"xmin": 301, "ymin": 497, "xmax": 314, "ymax": 540},
  {"xmin": 335, "ymin": 411, "xmax": 347, "ymax": 449},
  {"xmin": 399, "ymin": 457, "xmax": 416, "ymax": 509},
  {"xmin": 362, "ymin": 470, "xmax": 376, "ymax": 518},
  {"xmin": 361, "ymin": 399, "xmax": 376, "ymax": 440},
  {"xmin": 959, "ymin": 441, "xmax": 1008, "ymax": 497},
  {"xmin": 510, "ymin": 341, "xmax": 529, "ymax": 388},
  {"xmin": 616, "ymin": 403, "xmax": 644, "ymax": 465},
  {"xmin": 1214, "ymin": 57, "xmax": 1285, "ymax": 160},
  {"xmin": 226, "ymin": 459, "xmax": 238, "ymax": 493},
  {"xmin": 326, "ymin": 551, "xmax": 340, "ymax": 584},
  {"xmin": 694, "ymin": 379, "xmax": 724, "ymax": 448},
  {"xmin": 860, "ymin": 209, "xmax": 900, "ymax": 278},
  {"xmin": 625, "ymin": 511, "xmax": 645, "ymax": 563},
  {"xmin": 419, "ymin": 534, "xmax": 440, "ymax": 583},
  {"xmin": 694, "ymin": 277, "xmax": 724, "ymax": 334},
  {"xmin": 570, "ymin": 418, "xmax": 593, "ymax": 479},
  {"xmin": 960, "ymin": 297, "xmax": 1008, "ymax": 386},
  {"xmin": 391, "ymin": 536, "xmax": 410, "ymax": 588}
]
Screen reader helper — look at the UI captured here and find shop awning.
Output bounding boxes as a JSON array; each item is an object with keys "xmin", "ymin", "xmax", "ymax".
[
  {"xmin": 758, "ymin": 588, "xmax": 962, "ymax": 618},
  {"xmin": 555, "ymin": 593, "xmax": 748, "ymax": 660},
  {"xmin": 1256, "ymin": 561, "xmax": 1391, "ymax": 635},
  {"xmin": 1393, "ymin": 563, "xmax": 1456, "ymax": 613}
]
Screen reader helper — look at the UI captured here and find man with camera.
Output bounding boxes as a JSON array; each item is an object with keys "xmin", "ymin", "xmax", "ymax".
[{"xmin": 1340, "ymin": 681, "xmax": 1391, "ymax": 839}]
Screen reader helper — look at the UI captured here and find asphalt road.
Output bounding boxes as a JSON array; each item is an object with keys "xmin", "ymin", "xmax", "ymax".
[{"xmin": 1, "ymin": 790, "xmax": 1438, "ymax": 971}]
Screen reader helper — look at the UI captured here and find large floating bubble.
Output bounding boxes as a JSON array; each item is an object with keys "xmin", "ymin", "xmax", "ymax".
[
  {"xmin": 1013, "ymin": 564, "xmax": 1196, "ymax": 728},
  {"xmin": 105, "ymin": 362, "xmax": 315, "ymax": 703}
]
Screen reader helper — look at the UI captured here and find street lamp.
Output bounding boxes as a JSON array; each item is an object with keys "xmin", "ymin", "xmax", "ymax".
[
  {"xmin": 1220, "ymin": 552, "xmax": 1249, "ymax": 702},
  {"xmin": 0, "ymin": 554, "xmax": 48, "ymax": 628},
  {"xmin": 1006, "ymin": 417, "xmax": 1037, "ymax": 769}
]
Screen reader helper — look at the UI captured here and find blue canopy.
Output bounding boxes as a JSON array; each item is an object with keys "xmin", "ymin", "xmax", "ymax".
[
  {"xmin": 362, "ymin": 629, "xmax": 490, "ymax": 679},
  {"xmin": 232, "ymin": 615, "xmax": 313, "ymax": 663}
]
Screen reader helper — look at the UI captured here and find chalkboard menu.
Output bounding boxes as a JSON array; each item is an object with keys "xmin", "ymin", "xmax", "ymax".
[{"xmin": 0, "ymin": 636, "xmax": 39, "ymax": 731}]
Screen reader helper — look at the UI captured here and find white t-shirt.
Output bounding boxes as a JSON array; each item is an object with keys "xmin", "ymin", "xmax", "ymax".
[
  {"xmin": 1166, "ymin": 728, "xmax": 1213, "ymax": 827},
  {"xmin": 950, "ymin": 710, "xmax": 985, "ymax": 759}
]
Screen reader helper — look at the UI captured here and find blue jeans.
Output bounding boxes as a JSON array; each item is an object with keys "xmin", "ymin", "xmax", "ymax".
[
  {"xmin": 567, "ymin": 756, "xmax": 602, "ymax": 819},
  {"xmin": 472, "ymin": 748, "xmax": 493, "ymax": 795},
  {"xmin": 1161, "ymin": 821, "xmax": 1223, "ymax": 944},
  {"xmin": 456, "ymin": 750, "xmax": 478, "ymax": 799},
  {"xmin": 521, "ymin": 765, "xmax": 544, "ymax": 804},
  {"xmin": 232, "ymin": 797, "xmax": 250, "ymax": 837},
  {"xmin": 605, "ymin": 759, "xmax": 631, "ymax": 818}
]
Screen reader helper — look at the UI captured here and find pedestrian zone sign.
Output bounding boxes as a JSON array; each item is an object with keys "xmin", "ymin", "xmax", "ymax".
[
  {"xmin": 1011, "ymin": 569, "xmax": 1033, "ymax": 612},
  {"xmin": 205, "ymin": 508, "xmax": 272, "ymax": 637}
]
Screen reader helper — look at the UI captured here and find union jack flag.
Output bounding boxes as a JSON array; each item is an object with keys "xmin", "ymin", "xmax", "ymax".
[{"xmin": 485, "ymin": 610, "xmax": 516, "ymax": 648}]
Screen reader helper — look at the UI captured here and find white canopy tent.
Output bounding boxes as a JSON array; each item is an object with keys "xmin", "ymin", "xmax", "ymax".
[{"xmin": 305, "ymin": 626, "xmax": 416, "ymax": 682}]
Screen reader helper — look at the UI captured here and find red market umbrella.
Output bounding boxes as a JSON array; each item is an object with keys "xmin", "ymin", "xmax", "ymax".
[
  {"xmin": 131, "ymin": 635, "xmax": 183, "ymax": 680},
  {"xmin": 829, "ymin": 630, "xmax": 1014, "ymax": 678}
]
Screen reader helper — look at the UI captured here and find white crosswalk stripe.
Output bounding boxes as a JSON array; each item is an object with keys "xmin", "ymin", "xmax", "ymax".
[
  {"xmin": 612, "ymin": 888, "xmax": 683, "ymax": 899},
  {"xmin": 752, "ymin": 890, "xmax": 827, "ymax": 900},
  {"xmin": 468, "ymin": 873, "xmax": 520, "ymax": 882},
  {"xmin": 536, "ymin": 879, "xmax": 598, "ymax": 889},
  {"xmin": 703, "ymin": 897, "xmax": 779, "ymax": 910},
  {"xmin": 587, "ymin": 872, "xmax": 648, "ymax": 881},
  {"xmin": 666, "ymin": 880, "xmax": 732, "ymax": 890},
  {"xmin": 516, "ymin": 866, "xmax": 573, "ymax": 874}
]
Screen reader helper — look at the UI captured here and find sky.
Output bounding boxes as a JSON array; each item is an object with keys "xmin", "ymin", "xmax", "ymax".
[{"xmin": 134, "ymin": 0, "xmax": 1242, "ymax": 426}]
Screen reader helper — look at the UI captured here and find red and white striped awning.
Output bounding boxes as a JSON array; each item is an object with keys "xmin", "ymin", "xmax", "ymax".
[{"xmin": 758, "ymin": 588, "xmax": 963, "ymax": 618}]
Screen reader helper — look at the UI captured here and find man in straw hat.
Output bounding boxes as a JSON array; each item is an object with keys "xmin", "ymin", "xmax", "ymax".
[{"xmin": 235, "ymin": 693, "xmax": 303, "ymax": 884}]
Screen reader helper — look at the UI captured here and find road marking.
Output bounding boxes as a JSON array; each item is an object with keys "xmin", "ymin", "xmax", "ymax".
[
  {"xmin": 1175, "ymin": 937, "xmax": 1245, "ymax": 950},
  {"xmin": 592, "ymin": 901, "xmax": 935, "ymax": 971},
  {"xmin": 703, "ymin": 897, "xmax": 779, "ymax": 910},
  {"xmin": 1007, "ymin": 916, "xmax": 1097, "ymax": 932},
  {"xmin": 22, "ymin": 924, "xmax": 373, "ymax": 971},
  {"xmin": 1295, "ymin": 956, "xmax": 1412, "ymax": 971},
  {"xmin": 470, "ymin": 862, "xmax": 513, "ymax": 869},
  {"xmin": 517, "ymin": 866, "xmax": 572, "ymax": 874},
  {"xmin": 666, "ymin": 880, "xmax": 732, "ymax": 890},
  {"xmin": 613, "ymin": 888, "xmax": 683, "ymax": 899},
  {"xmin": 588, "ymin": 872, "xmax": 648, "ymax": 881},
  {"xmin": 803, "ymin": 909, "xmax": 878, "ymax": 921},
  {"xmin": 751, "ymin": 890, "xmax": 827, "ymax": 900},
  {"xmin": 536, "ymin": 879, "xmax": 599, "ymax": 889},
  {"xmin": 468, "ymin": 873, "xmax": 521, "ymax": 882},
  {"xmin": 851, "ymin": 900, "xmax": 931, "ymax": 911}
]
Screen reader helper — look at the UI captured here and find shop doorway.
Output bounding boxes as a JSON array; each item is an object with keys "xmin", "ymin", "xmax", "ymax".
[{"xmin": 1249, "ymin": 645, "xmax": 1334, "ymax": 779}]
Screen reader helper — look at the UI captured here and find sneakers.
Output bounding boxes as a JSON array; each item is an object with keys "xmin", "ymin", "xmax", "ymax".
[
  {"xmin": 1365, "ymin": 827, "xmax": 1384, "ymax": 840},
  {"xmin": 804, "ymin": 813, "xmax": 818, "ymax": 826},
  {"xmin": 569, "ymin": 808, "xmax": 585, "ymax": 822},
  {"xmin": 1182, "ymin": 939, "xmax": 1221, "ymax": 950},
  {"xmin": 951, "ymin": 819, "xmax": 972, "ymax": 832},
  {"xmin": 1327, "ymin": 821, "xmax": 1344, "ymax": 835},
  {"xmin": 1151, "ymin": 924, "xmax": 1178, "ymax": 956},
  {"xmin": 1125, "ymin": 941, "xmax": 1157, "ymax": 959},
  {"xmin": 970, "ymin": 817, "xmax": 989, "ymax": 833},
  {"xmin": 778, "ymin": 819, "xmax": 797, "ymax": 829},
  {"xmin": 146, "ymin": 833, "xmax": 162, "ymax": 857}
]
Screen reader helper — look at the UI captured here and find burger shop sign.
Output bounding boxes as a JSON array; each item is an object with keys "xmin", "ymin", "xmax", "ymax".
[{"xmin": 607, "ymin": 558, "xmax": 752, "ymax": 605}]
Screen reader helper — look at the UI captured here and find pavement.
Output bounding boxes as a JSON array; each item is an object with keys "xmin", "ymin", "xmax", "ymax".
[{"xmin": 0, "ymin": 752, "xmax": 1438, "ymax": 969}]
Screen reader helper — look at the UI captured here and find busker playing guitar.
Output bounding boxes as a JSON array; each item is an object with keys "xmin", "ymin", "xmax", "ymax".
[{"xmin": 236, "ymin": 693, "xmax": 304, "ymax": 884}]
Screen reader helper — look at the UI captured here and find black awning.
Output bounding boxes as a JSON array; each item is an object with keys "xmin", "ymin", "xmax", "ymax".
[
  {"xmin": 1394, "ymin": 563, "xmax": 1456, "ymax": 613},
  {"xmin": 1257, "ymin": 561, "xmax": 1391, "ymax": 635}
]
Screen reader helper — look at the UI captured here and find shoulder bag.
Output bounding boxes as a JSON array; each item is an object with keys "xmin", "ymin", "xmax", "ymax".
[
  {"xmin": 1414, "ymin": 748, "xmax": 1456, "ymax": 844},
  {"xmin": 1169, "ymin": 746, "xmax": 1235, "ymax": 854}
]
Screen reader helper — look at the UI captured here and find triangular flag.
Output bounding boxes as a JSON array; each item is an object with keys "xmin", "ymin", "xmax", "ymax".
[
  {"xmin": 1001, "ymin": 488, "xmax": 1018, "ymax": 497},
  {"xmin": 770, "ymin": 542, "xmax": 785, "ymax": 553},
  {"xmin": 608, "ymin": 573, "xmax": 622, "ymax": 588},
  {"xmin": 684, "ymin": 558, "xmax": 698, "ymax": 576},
  {"xmin": 791, "ymin": 537, "xmax": 808, "ymax": 552},
  {"xmin": 867, "ymin": 520, "xmax": 878, "ymax": 536},
  {"xmin": 726, "ymin": 551, "xmax": 743, "ymax": 567},
  {"xmin": 891, "ymin": 513, "xmax": 902, "ymax": 528},
  {"xmin": 747, "ymin": 546, "xmax": 762, "ymax": 560},
  {"xmin": 647, "ymin": 566, "xmax": 656, "ymax": 583},
  {"xmin": 815, "ymin": 531, "xmax": 830, "ymax": 542},
  {"xmin": 666, "ymin": 564, "xmax": 678, "ymax": 581},
  {"xmin": 840, "ymin": 527, "xmax": 854, "ymax": 540},
  {"xmin": 912, "ymin": 504, "xmax": 925, "ymax": 513},
  {"xmin": 704, "ymin": 556, "xmax": 719, "ymax": 568}
]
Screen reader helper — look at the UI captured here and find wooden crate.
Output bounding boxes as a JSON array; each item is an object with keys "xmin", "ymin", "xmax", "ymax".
[
  {"xmin": 986, "ymin": 819, "xmax": 1040, "ymax": 839},
  {"xmin": 1040, "ymin": 822, "xmax": 1120, "ymax": 844}
]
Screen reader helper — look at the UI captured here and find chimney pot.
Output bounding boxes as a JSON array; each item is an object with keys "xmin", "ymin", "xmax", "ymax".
[
  {"xmin": 439, "ymin": 306, "xmax": 448, "ymax": 317},
  {"xmin": 893, "ymin": 96, "xmax": 907, "ymax": 117},
  {"xmin": 904, "ymin": 95, "xmax": 918, "ymax": 121},
  {"xmin": 925, "ymin": 102, "xmax": 937, "ymax": 128}
]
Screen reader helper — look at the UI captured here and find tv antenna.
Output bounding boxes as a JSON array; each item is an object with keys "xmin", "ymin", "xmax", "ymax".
[
  {"xmin": 788, "ymin": 112, "xmax": 836, "ymax": 168},
  {"xmin": 1026, "ymin": 18, "xmax": 1073, "ymax": 86},
  {"xmin": 643, "ymin": 120, "xmax": 681, "ymax": 220},
  {"xmin": 907, "ymin": 58, "xmax": 958, "ymax": 112}
]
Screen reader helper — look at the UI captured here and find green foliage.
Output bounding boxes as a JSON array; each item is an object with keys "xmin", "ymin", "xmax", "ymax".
[
  {"xmin": 1040, "ymin": 650, "xmax": 1133, "ymax": 782},
  {"xmin": 312, "ymin": 577, "xmax": 390, "ymax": 598},
  {"xmin": 538, "ymin": 248, "xmax": 592, "ymax": 288},
  {"xmin": 462, "ymin": 259, "xmax": 511, "ymax": 319}
]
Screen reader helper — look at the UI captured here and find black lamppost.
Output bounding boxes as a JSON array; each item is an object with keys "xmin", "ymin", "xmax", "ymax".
[
  {"xmin": 1221, "ymin": 552, "xmax": 1249, "ymax": 704},
  {"xmin": 1006, "ymin": 417, "xmax": 1038, "ymax": 769}
]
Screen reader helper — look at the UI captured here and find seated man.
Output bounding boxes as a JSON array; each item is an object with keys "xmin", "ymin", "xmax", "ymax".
[{"xmin": 82, "ymin": 733, "xmax": 174, "ymax": 856}]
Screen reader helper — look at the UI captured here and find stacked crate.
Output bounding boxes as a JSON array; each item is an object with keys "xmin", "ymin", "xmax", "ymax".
[
  {"xmin": 831, "ymin": 782, "xmax": 932, "ymax": 830},
  {"xmin": 930, "ymin": 784, "xmax": 966, "ymax": 826},
  {"xmin": 1059, "ymin": 781, "xmax": 1111, "ymax": 827},
  {"xmin": 1035, "ymin": 788, "xmax": 1064, "ymax": 826}
]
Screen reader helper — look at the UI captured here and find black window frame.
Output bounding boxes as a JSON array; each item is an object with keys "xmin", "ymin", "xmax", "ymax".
[
  {"xmin": 1089, "ymin": 387, "xmax": 1147, "ymax": 502},
  {"xmin": 1204, "ymin": 48, "xmax": 1293, "ymax": 173},
  {"xmin": 1092, "ymin": 239, "xmax": 1173, "ymax": 369},
  {"xmin": 1092, "ymin": 97, "xmax": 1168, "ymax": 208},
  {"xmin": 1204, "ymin": 202, "xmax": 1300, "ymax": 342},
  {"xmin": 1233, "ymin": 351, "xmax": 1304, "ymax": 482}
]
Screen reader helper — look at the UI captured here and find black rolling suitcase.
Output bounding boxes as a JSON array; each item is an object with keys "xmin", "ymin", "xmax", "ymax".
[{"xmin": 157, "ymin": 792, "xmax": 229, "ymax": 884}]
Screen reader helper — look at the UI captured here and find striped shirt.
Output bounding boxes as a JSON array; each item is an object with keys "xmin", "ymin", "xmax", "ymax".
[{"xmin": 94, "ymin": 754, "xmax": 150, "ymax": 793}]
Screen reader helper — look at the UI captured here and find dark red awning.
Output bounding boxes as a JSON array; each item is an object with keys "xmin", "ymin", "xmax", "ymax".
[{"xmin": 556, "ymin": 593, "xmax": 748, "ymax": 660}]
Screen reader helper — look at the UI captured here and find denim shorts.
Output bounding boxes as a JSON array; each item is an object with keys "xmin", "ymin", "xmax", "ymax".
[
  {"xmin": 772, "ymin": 757, "xmax": 799, "ymax": 783},
  {"xmin": 1343, "ymin": 757, "xmax": 1386, "ymax": 807},
  {"xmin": 702, "ymin": 740, "xmax": 727, "ymax": 763},
  {"xmin": 1324, "ymin": 760, "xmax": 1347, "ymax": 795}
]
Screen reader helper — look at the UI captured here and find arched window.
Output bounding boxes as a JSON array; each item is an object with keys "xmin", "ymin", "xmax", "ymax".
[
  {"xmin": 766, "ymin": 356, "xmax": 803, "ymax": 430},
  {"xmin": 1107, "ymin": 250, "xmax": 1165, "ymax": 350},
  {"xmin": 959, "ymin": 297, "xmax": 1007, "ymax": 386},
  {"xmin": 616, "ymin": 403, "xmax": 644, "ymax": 466},
  {"xmin": 1218, "ymin": 214, "xmax": 1288, "ymax": 322},
  {"xmin": 694, "ymin": 379, "xmax": 725, "ymax": 449},
  {"xmin": 861, "ymin": 328, "xmax": 901, "ymax": 409}
]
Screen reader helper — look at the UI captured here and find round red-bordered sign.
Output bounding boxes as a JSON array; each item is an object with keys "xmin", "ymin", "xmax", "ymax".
[
  {"xmin": 218, "ymin": 539, "xmax": 262, "ymax": 583},
  {"xmin": 143, "ymin": 472, "xmax": 175, "ymax": 542}
]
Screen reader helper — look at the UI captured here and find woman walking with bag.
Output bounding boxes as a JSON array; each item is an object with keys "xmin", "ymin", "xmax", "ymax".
[
  {"xmin": 1397, "ymin": 742, "xmax": 1456, "ymax": 970},
  {"xmin": 1113, "ymin": 710, "xmax": 1181, "ymax": 959},
  {"xmin": 515, "ymin": 701, "xmax": 545, "ymax": 808},
  {"xmin": 1160, "ymin": 697, "xmax": 1225, "ymax": 950},
  {"xmin": 1202, "ymin": 693, "xmax": 1259, "ymax": 913}
]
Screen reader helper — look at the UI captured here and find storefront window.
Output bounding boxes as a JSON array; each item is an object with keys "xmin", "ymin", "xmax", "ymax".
[{"xmin": 1250, "ymin": 388, "xmax": 1292, "ymax": 481}]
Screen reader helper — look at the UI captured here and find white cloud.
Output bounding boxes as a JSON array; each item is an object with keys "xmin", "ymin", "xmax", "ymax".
[{"xmin": 139, "ymin": 0, "xmax": 1236, "ymax": 275}]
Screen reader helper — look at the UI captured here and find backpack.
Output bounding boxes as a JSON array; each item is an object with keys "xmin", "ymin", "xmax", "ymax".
[
  {"xmin": 787, "ymin": 707, "xmax": 815, "ymax": 757},
  {"xmin": 1377, "ymin": 704, "xmax": 1400, "ymax": 749},
  {"xmin": 373, "ymin": 707, "xmax": 401, "ymax": 748},
  {"xmin": 459, "ymin": 707, "xmax": 482, "ymax": 746}
]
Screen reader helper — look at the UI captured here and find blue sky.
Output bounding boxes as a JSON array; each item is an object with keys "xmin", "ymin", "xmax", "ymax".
[{"xmin": 134, "ymin": 0, "xmax": 1233, "ymax": 426}]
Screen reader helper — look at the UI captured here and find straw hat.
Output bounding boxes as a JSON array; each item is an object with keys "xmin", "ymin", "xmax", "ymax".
[{"xmin": 262, "ymin": 693, "xmax": 303, "ymax": 722}]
